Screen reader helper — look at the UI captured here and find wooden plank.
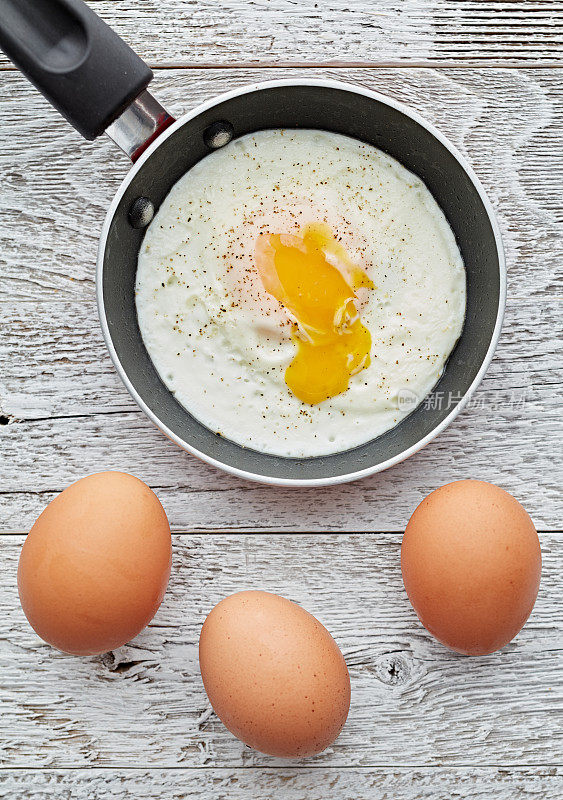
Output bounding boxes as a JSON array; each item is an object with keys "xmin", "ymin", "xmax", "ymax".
[
  {"xmin": 2, "ymin": 296, "xmax": 559, "ymax": 420},
  {"xmin": 1, "ymin": 767, "xmax": 561, "ymax": 799},
  {"xmin": 0, "ymin": 67, "xmax": 561, "ymax": 302},
  {"xmin": 0, "ymin": 533, "xmax": 561, "ymax": 768},
  {"xmin": 0, "ymin": 411, "xmax": 560, "ymax": 533},
  {"xmin": 1, "ymin": 1, "xmax": 562, "ymax": 68},
  {"xmin": 0, "ymin": 67, "xmax": 561, "ymax": 532},
  {"xmin": 0, "ymin": 293, "xmax": 560, "ymax": 532}
]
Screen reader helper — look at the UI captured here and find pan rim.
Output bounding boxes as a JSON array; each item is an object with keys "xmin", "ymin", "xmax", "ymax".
[{"xmin": 96, "ymin": 77, "xmax": 506, "ymax": 487}]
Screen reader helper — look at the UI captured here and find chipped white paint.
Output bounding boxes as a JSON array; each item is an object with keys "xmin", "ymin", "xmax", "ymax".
[
  {"xmin": 0, "ymin": 295, "xmax": 561, "ymax": 531},
  {"xmin": 1, "ymin": 767, "xmax": 562, "ymax": 799},
  {"xmin": 0, "ymin": 68, "xmax": 561, "ymax": 529},
  {"xmin": 1, "ymin": 1, "xmax": 560, "ymax": 68},
  {"xmin": 0, "ymin": 68, "xmax": 561, "ymax": 302},
  {"xmin": 0, "ymin": 2, "xmax": 561, "ymax": 797}
]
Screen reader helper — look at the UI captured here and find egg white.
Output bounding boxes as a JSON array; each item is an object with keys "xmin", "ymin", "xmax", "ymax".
[{"xmin": 135, "ymin": 129, "xmax": 466, "ymax": 457}]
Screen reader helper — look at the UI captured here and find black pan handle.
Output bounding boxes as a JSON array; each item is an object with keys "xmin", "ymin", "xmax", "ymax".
[{"xmin": 0, "ymin": 0, "xmax": 154, "ymax": 140}]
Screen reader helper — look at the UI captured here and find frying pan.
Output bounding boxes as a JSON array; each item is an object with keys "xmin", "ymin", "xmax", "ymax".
[{"xmin": 0, "ymin": 0, "xmax": 506, "ymax": 486}]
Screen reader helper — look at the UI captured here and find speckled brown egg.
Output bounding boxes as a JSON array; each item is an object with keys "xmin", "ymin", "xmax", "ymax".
[
  {"xmin": 18, "ymin": 472, "xmax": 172, "ymax": 656},
  {"xmin": 199, "ymin": 590, "xmax": 351, "ymax": 758},
  {"xmin": 401, "ymin": 480, "xmax": 541, "ymax": 655}
]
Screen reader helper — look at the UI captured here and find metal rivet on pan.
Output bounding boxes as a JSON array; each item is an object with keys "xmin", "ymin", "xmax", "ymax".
[
  {"xmin": 204, "ymin": 121, "xmax": 234, "ymax": 149},
  {"xmin": 128, "ymin": 197, "xmax": 154, "ymax": 229}
]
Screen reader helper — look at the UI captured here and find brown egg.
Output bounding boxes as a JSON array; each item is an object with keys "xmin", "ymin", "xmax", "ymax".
[
  {"xmin": 401, "ymin": 480, "xmax": 541, "ymax": 655},
  {"xmin": 18, "ymin": 472, "xmax": 171, "ymax": 655},
  {"xmin": 199, "ymin": 590, "xmax": 350, "ymax": 758}
]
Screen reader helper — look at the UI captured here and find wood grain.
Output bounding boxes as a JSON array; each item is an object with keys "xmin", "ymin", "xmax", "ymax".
[
  {"xmin": 1, "ymin": 1, "xmax": 561, "ymax": 68},
  {"xmin": 2, "ymin": 297, "xmax": 559, "ymax": 420},
  {"xmin": 0, "ymin": 67, "xmax": 560, "ymax": 302},
  {"xmin": 0, "ymin": 67, "xmax": 561, "ymax": 531},
  {"xmin": 0, "ymin": 8, "xmax": 561, "ymax": 793},
  {"xmin": 0, "ymin": 294, "xmax": 561, "ymax": 532},
  {"xmin": 1, "ymin": 767, "xmax": 561, "ymax": 799},
  {"xmin": 1, "ymin": 534, "xmax": 561, "ymax": 769}
]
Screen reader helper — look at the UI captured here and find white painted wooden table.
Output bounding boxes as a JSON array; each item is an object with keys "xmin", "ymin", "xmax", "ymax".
[{"xmin": 1, "ymin": 2, "xmax": 562, "ymax": 797}]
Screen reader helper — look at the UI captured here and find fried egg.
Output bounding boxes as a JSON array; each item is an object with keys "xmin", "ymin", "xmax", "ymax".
[{"xmin": 136, "ymin": 129, "xmax": 466, "ymax": 457}]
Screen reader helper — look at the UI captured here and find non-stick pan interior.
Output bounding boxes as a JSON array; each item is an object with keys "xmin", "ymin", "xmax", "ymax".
[{"xmin": 101, "ymin": 83, "xmax": 501, "ymax": 481}]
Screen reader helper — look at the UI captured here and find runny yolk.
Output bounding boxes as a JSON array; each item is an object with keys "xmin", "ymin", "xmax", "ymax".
[{"xmin": 255, "ymin": 222, "xmax": 374, "ymax": 405}]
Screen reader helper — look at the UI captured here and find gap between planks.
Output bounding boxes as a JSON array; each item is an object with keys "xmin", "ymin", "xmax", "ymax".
[
  {"xmin": 1, "ymin": 764, "xmax": 561, "ymax": 771},
  {"xmin": 1, "ymin": 61, "xmax": 562, "ymax": 71},
  {"xmin": 1, "ymin": 530, "xmax": 561, "ymax": 537}
]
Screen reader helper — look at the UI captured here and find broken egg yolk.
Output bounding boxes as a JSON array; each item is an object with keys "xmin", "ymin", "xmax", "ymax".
[{"xmin": 255, "ymin": 223, "xmax": 374, "ymax": 405}]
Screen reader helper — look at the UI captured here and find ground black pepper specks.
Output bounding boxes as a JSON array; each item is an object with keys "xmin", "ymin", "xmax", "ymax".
[{"xmin": 135, "ymin": 129, "xmax": 466, "ymax": 457}]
